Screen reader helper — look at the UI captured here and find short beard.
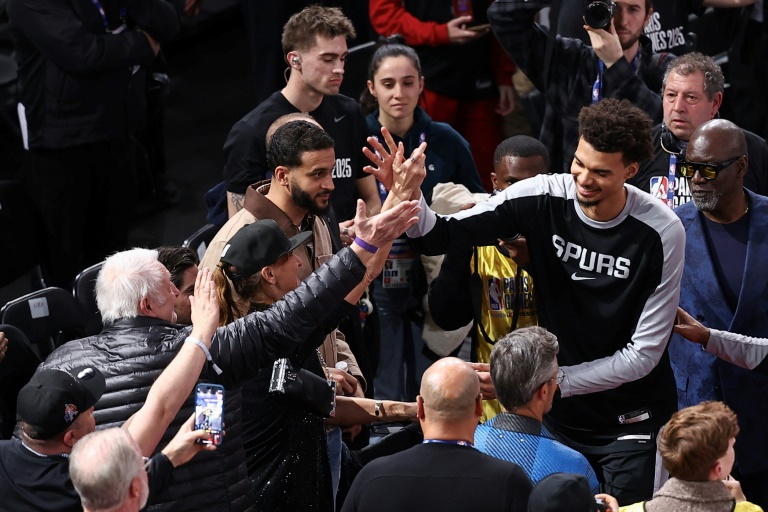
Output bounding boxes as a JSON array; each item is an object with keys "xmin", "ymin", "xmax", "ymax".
[
  {"xmin": 577, "ymin": 197, "xmax": 601, "ymax": 208},
  {"xmin": 290, "ymin": 180, "xmax": 329, "ymax": 215},
  {"xmin": 620, "ymin": 33, "xmax": 642, "ymax": 51},
  {"xmin": 692, "ymin": 191, "xmax": 723, "ymax": 212}
]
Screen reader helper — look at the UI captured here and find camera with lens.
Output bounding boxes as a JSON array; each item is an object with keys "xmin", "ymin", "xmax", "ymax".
[{"xmin": 583, "ymin": 0, "xmax": 616, "ymax": 30}]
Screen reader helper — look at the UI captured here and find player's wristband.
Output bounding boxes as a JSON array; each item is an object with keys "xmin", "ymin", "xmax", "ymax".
[
  {"xmin": 185, "ymin": 336, "xmax": 223, "ymax": 375},
  {"xmin": 353, "ymin": 237, "xmax": 379, "ymax": 254}
]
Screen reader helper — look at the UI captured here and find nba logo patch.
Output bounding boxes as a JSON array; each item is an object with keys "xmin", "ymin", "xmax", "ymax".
[
  {"xmin": 488, "ymin": 277, "xmax": 502, "ymax": 311},
  {"xmin": 64, "ymin": 403, "xmax": 79, "ymax": 423},
  {"xmin": 650, "ymin": 177, "xmax": 668, "ymax": 203}
]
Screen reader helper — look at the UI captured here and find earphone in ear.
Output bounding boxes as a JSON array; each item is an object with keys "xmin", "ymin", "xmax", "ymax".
[{"xmin": 292, "ymin": 56, "xmax": 300, "ymax": 66}]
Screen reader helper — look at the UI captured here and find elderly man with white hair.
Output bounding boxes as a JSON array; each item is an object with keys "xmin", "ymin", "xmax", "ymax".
[{"xmin": 40, "ymin": 199, "xmax": 420, "ymax": 512}]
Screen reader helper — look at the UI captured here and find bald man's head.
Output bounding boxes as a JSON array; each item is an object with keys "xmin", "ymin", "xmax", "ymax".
[
  {"xmin": 686, "ymin": 119, "xmax": 748, "ymax": 215},
  {"xmin": 688, "ymin": 119, "xmax": 747, "ymax": 160},
  {"xmin": 419, "ymin": 358, "xmax": 480, "ymax": 422},
  {"xmin": 265, "ymin": 113, "xmax": 322, "ymax": 148}
]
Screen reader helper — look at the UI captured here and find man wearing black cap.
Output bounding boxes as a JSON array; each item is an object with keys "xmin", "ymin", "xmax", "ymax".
[
  {"xmin": 0, "ymin": 365, "xmax": 208, "ymax": 512},
  {"xmin": 0, "ymin": 269, "xmax": 223, "ymax": 511},
  {"xmin": 0, "ymin": 366, "xmax": 104, "ymax": 511},
  {"xmin": 527, "ymin": 473, "xmax": 616, "ymax": 512}
]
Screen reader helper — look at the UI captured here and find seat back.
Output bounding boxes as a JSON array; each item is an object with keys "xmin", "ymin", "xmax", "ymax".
[
  {"xmin": 0, "ymin": 181, "xmax": 47, "ymax": 291},
  {"xmin": 73, "ymin": 261, "xmax": 104, "ymax": 336},
  {"xmin": 182, "ymin": 223, "xmax": 218, "ymax": 261},
  {"xmin": 0, "ymin": 324, "xmax": 40, "ymax": 439},
  {"xmin": 1, "ymin": 287, "xmax": 86, "ymax": 360}
]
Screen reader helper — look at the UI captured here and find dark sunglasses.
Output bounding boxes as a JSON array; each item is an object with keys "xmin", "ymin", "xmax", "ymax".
[{"xmin": 679, "ymin": 155, "xmax": 744, "ymax": 181}]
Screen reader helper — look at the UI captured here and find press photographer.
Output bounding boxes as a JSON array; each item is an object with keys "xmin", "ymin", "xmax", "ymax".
[{"xmin": 487, "ymin": 0, "xmax": 667, "ymax": 174}]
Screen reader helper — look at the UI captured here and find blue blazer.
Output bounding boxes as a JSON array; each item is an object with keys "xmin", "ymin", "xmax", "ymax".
[{"xmin": 669, "ymin": 189, "xmax": 768, "ymax": 474}]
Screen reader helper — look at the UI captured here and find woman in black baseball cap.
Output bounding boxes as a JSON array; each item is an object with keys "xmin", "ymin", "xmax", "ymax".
[
  {"xmin": 212, "ymin": 219, "xmax": 417, "ymax": 511},
  {"xmin": 215, "ymin": 219, "xmax": 313, "ymax": 324}
]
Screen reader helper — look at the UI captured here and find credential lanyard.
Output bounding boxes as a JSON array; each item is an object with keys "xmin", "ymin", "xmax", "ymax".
[
  {"xmin": 592, "ymin": 50, "xmax": 641, "ymax": 104},
  {"xmin": 666, "ymin": 153, "xmax": 677, "ymax": 209},
  {"xmin": 90, "ymin": 0, "xmax": 127, "ymax": 33}
]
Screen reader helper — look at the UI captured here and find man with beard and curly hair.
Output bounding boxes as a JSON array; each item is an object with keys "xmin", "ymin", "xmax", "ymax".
[
  {"xmin": 375, "ymin": 98, "xmax": 685, "ymax": 502},
  {"xmin": 201, "ymin": 117, "xmax": 367, "ymax": 501}
]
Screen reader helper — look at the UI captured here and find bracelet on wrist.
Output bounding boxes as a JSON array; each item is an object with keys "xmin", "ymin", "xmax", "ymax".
[
  {"xmin": 185, "ymin": 336, "xmax": 223, "ymax": 375},
  {"xmin": 353, "ymin": 237, "xmax": 379, "ymax": 254}
]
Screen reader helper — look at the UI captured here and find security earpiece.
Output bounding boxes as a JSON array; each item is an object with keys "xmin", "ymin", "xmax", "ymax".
[{"xmin": 292, "ymin": 57, "xmax": 300, "ymax": 66}]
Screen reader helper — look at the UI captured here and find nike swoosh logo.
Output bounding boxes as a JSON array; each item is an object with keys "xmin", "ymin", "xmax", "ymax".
[
  {"xmin": 571, "ymin": 272, "xmax": 596, "ymax": 281},
  {"xmin": 334, "ymin": 115, "xmax": 346, "ymax": 122}
]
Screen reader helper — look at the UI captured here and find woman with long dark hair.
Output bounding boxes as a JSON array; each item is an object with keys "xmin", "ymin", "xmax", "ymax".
[{"xmin": 362, "ymin": 39, "xmax": 486, "ymax": 401}]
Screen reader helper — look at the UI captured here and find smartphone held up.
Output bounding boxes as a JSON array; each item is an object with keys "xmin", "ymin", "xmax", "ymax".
[{"xmin": 194, "ymin": 383, "xmax": 224, "ymax": 446}]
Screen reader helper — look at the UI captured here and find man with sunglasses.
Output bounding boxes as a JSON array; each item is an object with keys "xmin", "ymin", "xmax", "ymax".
[
  {"xmin": 668, "ymin": 118, "xmax": 768, "ymax": 508},
  {"xmin": 629, "ymin": 52, "xmax": 768, "ymax": 207}
]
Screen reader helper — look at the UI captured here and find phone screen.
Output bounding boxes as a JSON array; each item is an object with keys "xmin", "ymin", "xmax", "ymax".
[{"xmin": 194, "ymin": 383, "xmax": 224, "ymax": 445}]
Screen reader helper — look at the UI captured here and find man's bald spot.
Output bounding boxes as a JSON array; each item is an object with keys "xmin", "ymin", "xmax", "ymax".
[
  {"xmin": 419, "ymin": 357, "xmax": 480, "ymax": 420},
  {"xmin": 265, "ymin": 113, "xmax": 323, "ymax": 147},
  {"xmin": 689, "ymin": 119, "xmax": 747, "ymax": 159}
]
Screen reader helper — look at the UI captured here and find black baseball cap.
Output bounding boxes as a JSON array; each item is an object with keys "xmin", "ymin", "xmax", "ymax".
[
  {"xmin": 16, "ymin": 366, "xmax": 105, "ymax": 439},
  {"xmin": 220, "ymin": 219, "xmax": 313, "ymax": 280},
  {"xmin": 527, "ymin": 473, "xmax": 600, "ymax": 512}
]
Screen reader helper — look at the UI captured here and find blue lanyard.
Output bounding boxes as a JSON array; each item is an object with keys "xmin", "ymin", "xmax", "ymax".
[
  {"xmin": 90, "ymin": 0, "xmax": 127, "ymax": 33},
  {"xmin": 592, "ymin": 49, "xmax": 641, "ymax": 105},
  {"xmin": 422, "ymin": 439, "xmax": 474, "ymax": 448},
  {"xmin": 666, "ymin": 154, "xmax": 677, "ymax": 209}
]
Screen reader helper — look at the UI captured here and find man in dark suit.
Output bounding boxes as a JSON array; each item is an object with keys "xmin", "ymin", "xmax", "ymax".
[
  {"xmin": 669, "ymin": 118, "xmax": 768, "ymax": 508},
  {"xmin": 341, "ymin": 357, "xmax": 532, "ymax": 512}
]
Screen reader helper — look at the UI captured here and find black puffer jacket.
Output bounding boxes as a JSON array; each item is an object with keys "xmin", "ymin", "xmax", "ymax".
[{"xmin": 41, "ymin": 249, "xmax": 365, "ymax": 512}]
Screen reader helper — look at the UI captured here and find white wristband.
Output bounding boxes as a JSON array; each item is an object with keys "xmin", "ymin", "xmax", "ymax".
[{"xmin": 185, "ymin": 336, "xmax": 223, "ymax": 375}]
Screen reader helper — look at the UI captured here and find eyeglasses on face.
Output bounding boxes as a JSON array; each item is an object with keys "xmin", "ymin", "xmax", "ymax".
[
  {"xmin": 542, "ymin": 368, "xmax": 565, "ymax": 389},
  {"xmin": 679, "ymin": 155, "xmax": 744, "ymax": 180}
]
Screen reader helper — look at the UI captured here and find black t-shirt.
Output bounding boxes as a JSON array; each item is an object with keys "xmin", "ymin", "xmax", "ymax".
[
  {"xmin": 222, "ymin": 91, "xmax": 368, "ymax": 221},
  {"xmin": 0, "ymin": 438, "xmax": 79, "ymax": 512},
  {"xmin": 0, "ymin": 437, "xmax": 174, "ymax": 512},
  {"xmin": 557, "ymin": 0, "xmax": 704, "ymax": 55},
  {"xmin": 410, "ymin": 174, "xmax": 684, "ymax": 436}
]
